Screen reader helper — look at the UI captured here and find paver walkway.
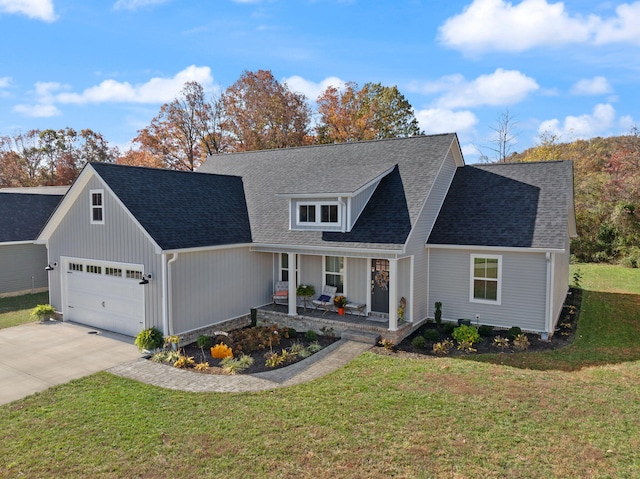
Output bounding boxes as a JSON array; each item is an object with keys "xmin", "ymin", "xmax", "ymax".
[{"xmin": 108, "ymin": 339, "xmax": 372, "ymax": 393}]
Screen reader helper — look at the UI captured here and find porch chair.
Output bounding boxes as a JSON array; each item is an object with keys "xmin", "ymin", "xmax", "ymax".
[
  {"xmin": 272, "ymin": 281, "xmax": 289, "ymax": 305},
  {"xmin": 311, "ymin": 285, "xmax": 337, "ymax": 315}
]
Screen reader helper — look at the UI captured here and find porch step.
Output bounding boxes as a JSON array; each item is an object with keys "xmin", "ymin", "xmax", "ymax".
[{"xmin": 341, "ymin": 330, "xmax": 381, "ymax": 345}]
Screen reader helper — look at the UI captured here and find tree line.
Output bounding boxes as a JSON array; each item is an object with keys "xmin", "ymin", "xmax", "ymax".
[
  {"xmin": 0, "ymin": 69, "xmax": 421, "ymax": 184},
  {"xmin": 508, "ymin": 130, "xmax": 640, "ymax": 267}
]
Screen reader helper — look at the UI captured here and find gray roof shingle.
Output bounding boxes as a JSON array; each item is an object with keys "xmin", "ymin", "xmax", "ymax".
[
  {"xmin": 90, "ymin": 162, "xmax": 252, "ymax": 251},
  {"xmin": 0, "ymin": 192, "xmax": 64, "ymax": 242},
  {"xmin": 198, "ymin": 134, "xmax": 458, "ymax": 250},
  {"xmin": 427, "ymin": 161, "xmax": 574, "ymax": 249}
]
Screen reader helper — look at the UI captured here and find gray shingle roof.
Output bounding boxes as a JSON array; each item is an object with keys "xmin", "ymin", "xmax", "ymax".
[
  {"xmin": 0, "ymin": 192, "xmax": 64, "ymax": 242},
  {"xmin": 198, "ymin": 134, "xmax": 458, "ymax": 250},
  {"xmin": 427, "ymin": 161, "xmax": 574, "ymax": 249},
  {"xmin": 90, "ymin": 163, "xmax": 252, "ymax": 250}
]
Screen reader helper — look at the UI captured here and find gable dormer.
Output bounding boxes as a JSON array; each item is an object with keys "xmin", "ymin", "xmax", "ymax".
[{"xmin": 278, "ymin": 166, "xmax": 394, "ymax": 233}]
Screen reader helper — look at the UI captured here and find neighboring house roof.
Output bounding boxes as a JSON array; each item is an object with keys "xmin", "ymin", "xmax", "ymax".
[
  {"xmin": 427, "ymin": 161, "xmax": 575, "ymax": 250},
  {"xmin": 89, "ymin": 163, "xmax": 252, "ymax": 251},
  {"xmin": 0, "ymin": 186, "xmax": 69, "ymax": 195},
  {"xmin": 0, "ymin": 192, "xmax": 64, "ymax": 243},
  {"xmin": 198, "ymin": 133, "xmax": 461, "ymax": 251}
]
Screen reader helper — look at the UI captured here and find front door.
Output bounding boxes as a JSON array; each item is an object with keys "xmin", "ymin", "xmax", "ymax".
[{"xmin": 371, "ymin": 259, "xmax": 390, "ymax": 313}]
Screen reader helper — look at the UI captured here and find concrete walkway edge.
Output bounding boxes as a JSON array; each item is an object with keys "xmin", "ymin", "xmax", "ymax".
[{"xmin": 108, "ymin": 339, "xmax": 372, "ymax": 393}]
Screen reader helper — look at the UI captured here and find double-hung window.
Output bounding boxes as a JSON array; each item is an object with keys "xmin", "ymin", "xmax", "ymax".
[
  {"xmin": 325, "ymin": 256, "xmax": 344, "ymax": 294},
  {"xmin": 470, "ymin": 255, "xmax": 501, "ymax": 304},
  {"xmin": 90, "ymin": 189, "xmax": 104, "ymax": 224}
]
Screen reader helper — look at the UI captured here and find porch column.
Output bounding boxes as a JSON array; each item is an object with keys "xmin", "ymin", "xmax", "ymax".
[
  {"xmin": 288, "ymin": 253, "xmax": 297, "ymax": 316},
  {"xmin": 388, "ymin": 258, "xmax": 398, "ymax": 331}
]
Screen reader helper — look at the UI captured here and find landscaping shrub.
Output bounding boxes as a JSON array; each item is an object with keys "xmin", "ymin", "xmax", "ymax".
[
  {"xmin": 173, "ymin": 354, "xmax": 195, "ymax": 368},
  {"xmin": 423, "ymin": 329, "xmax": 440, "ymax": 342},
  {"xmin": 196, "ymin": 335, "xmax": 213, "ymax": 349},
  {"xmin": 380, "ymin": 338, "xmax": 395, "ymax": 350},
  {"xmin": 304, "ymin": 330, "xmax": 318, "ymax": 342},
  {"xmin": 507, "ymin": 326, "xmax": 523, "ymax": 341},
  {"xmin": 452, "ymin": 325, "xmax": 480, "ymax": 345},
  {"xmin": 478, "ymin": 325, "xmax": 494, "ymax": 337},
  {"xmin": 434, "ymin": 301, "xmax": 442, "ymax": 325},
  {"xmin": 492, "ymin": 336, "xmax": 510, "ymax": 348},
  {"xmin": 210, "ymin": 343, "xmax": 233, "ymax": 359},
  {"xmin": 220, "ymin": 354, "xmax": 254, "ymax": 374},
  {"xmin": 134, "ymin": 327, "xmax": 164, "ymax": 352},
  {"xmin": 412, "ymin": 335, "xmax": 427, "ymax": 349},
  {"xmin": 432, "ymin": 338, "xmax": 454, "ymax": 356},
  {"xmin": 231, "ymin": 324, "xmax": 284, "ymax": 354},
  {"xmin": 287, "ymin": 327, "xmax": 297, "ymax": 337},
  {"xmin": 513, "ymin": 333, "xmax": 530, "ymax": 351},
  {"xmin": 443, "ymin": 322, "xmax": 455, "ymax": 335},
  {"xmin": 307, "ymin": 341, "xmax": 323, "ymax": 353}
]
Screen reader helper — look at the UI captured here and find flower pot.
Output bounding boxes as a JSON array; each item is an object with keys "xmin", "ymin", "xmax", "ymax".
[{"xmin": 338, "ymin": 307, "xmax": 345, "ymax": 315}]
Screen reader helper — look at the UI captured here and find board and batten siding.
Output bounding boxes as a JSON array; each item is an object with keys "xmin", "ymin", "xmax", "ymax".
[
  {"xmin": 47, "ymin": 176, "xmax": 164, "ymax": 330},
  {"xmin": 171, "ymin": 248, "xmax": 272, "ymax": 334},
  {"xmin": 0, "ymin": 243, "xmax": 49, "ymax": 296},
  {"xmin": 346, "ymin": 257, "xmax": 368, "ymax": 306},
  {"xmin": 428, "ymin": 248, "xmax": 548, "ymax": 333},
  {"xmin": 405, "ymin": 148, "xmax": 459, "ymax": 322}
]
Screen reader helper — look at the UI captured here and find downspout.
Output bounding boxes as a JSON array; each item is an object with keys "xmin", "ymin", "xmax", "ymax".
[
  {"xmin": 544, "ymin": 252, "xmax": 552, "ymax": 340},
  {"xmin": 162, "ymin": 252, "xmax": 179, "ymax": 335}
]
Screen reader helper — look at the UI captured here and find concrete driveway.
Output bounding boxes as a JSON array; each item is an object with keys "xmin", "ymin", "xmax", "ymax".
[{"xmin": 0, "ymin": 320, "xmax": 143, "ymax": 405}]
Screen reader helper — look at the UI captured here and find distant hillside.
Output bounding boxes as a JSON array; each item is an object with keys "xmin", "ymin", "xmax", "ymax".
[{"xmin": 508, "ymin": 134, "xmax": 640, "ymax": 267}]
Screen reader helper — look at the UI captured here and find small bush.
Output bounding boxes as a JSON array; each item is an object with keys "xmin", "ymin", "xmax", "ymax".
[
  {"xmin": 432, "ymin": 339, "xmax": 454, "ymax": 356},
  {"xmin": 230, "ymin": 325, "xmax": 284, "ymax": 354},
  {"xmin": 423, "ymin": 329, "xmax": 440, "ymax": 342},
  {"xmin": 220, "ymin": 354, "xmax": 254, "ymax": 374},
  {"xmin": 493, "ymin": 336, "xmax": 510, "ymax": 348},
  {"xmin": 173, "ymin": 355, "xmax": 195, "ymax": 369},
  {"xmin": 210, "ymin": 343, "xmax": 233, "ymax": 359},
  {"xmin": 304, "ymin": 330, "xmax": 318, "ymax": 342},
  {"xmin": 380, "ymin": 338, "xmax": 395, "ymax": 350},
  {"xmin": 307, "ymin": 341, "xmax": 323, "ymax": 353},
  {"xmin": 452, "ymin": 325, "xmax": 480, "ymax": 345},
  {"xmin": 150, "ymin": 350, "xmax": 180, "ymax": 363},
  {"xmin": 265, "ymin": 351, "xmax": 286, "ymax": 368},
  {"xmin": 194, "ymin": 362, "xmax": 209, "ymax": 371},
  {"xmin": 319, "ymin": 326, "xmax": 336, "ymax": 339},
  {"xmin": 507, "ymin": 326, "xmax": 523, "ymax": 341},
  {"xmin": 412, "ymin": 336, "xmax": 427, "ymax": 349},
  {"xmin": 443, "ymin": 323, "xmax": 455, "ymax": 335},
  {"xmin": 478, "ymin": 325, "xmax": 494, "ymax": 337},
  {"xmin": 513, "ymin": 333, "xmax": 530, "ymax": 351},
  {"xmin": 434, "ymin": 301, "xmax": 442, "ymax": 325},
  {"xmin": 134, "ymin": 327, "xmax": 164, "ymax": 352},
  {"xmin": 197, "ymin": 335, "xmax": 213, "ymax": 349},
  {"xmin": 287, "ymin": 327, "xmax": 297, "ymax": 337}
]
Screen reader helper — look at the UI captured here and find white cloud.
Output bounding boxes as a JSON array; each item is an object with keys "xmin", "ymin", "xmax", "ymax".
[
  {"xmin": 113, "ymin": 0, "xmax": 170, "ymax": 10},
  {"xmin": 414, "ymin": 69, "xmax": 539, "ymax": 109},
  {"xmin": 570, "ymin": 76, "xmax": 612, "ymax": 95},
  {"xmin": 55, "ymin": 65, "xmax": 214, "ymax": 104},
  {"xmin": 0, "ymin": 0, "xmax": 56, "ymax": 21},
  {"xmin": 439, "ymin": 0, "xmax": 640, "ymax": 54},
  {"xmin": 415, "ymin": 108, "xmax": 478, "ymax": 135},
  {"xmin": 13, "ymin": 103, "xmax": 61, "ymax": 117},
  {"xmin": 0, "ymin": 76, "xmax": 10, "ymax": 89},
  {"xmin": 537, "ymin": 103, "xmax": 616, "ymax": 140},
  {"xmin": 283, "ymin": 76, "xmax": 345, "ymax": 100}
]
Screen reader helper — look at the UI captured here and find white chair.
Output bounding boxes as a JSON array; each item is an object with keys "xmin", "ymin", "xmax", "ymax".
[
  {"xmin": 312, "ymin": 285, "xmax": 337, "ymax": 314},
  {"xmin": 272, "ymin": 281, "xmax": 289, "ymax": 305}
]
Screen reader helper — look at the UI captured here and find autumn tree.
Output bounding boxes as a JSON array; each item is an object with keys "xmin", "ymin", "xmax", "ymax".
[
  {"xmin": 222, "ymin": 70, "xmax": 311, "ymax": 151},
  {"xmin": 134, "ymin": 81, "xmax": 223, "ymax": 171},
  {"xmin": 477, "ymin": 109, "xmax": 519, "ymax": 163},
  {"xmin": 315, "ymin": 82, "xmax": 420, "ymax": 144}
]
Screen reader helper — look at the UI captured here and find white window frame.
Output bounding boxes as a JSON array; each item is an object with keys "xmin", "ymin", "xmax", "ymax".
[
  {"xmin": 470, "ymin": 254, "xmax": 502, "ymax": 305},
  {"xmin": 90, "ymin": 189, "xmax": 104, "ymax": 225},
  {"xmin": 279, "ymin": 253, "xmax": 299, "ymax": 283},
  {"xmin": 323, "ymin": 255, "xmax": 345, "ymax": 295},
  {"xmin": 296, "ymin": 201, "xmax": 340, "ymax": 226}
]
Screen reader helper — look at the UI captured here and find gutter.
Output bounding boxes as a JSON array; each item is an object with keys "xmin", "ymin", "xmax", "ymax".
[{"xmin": 162, "ymin": 253, "xmax": 179, "ymax": 335}]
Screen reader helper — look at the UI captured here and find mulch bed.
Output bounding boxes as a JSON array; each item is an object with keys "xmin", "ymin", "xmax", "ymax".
[
  {"xmin": 373, "ymin": 287, "xmax": 582, "ymax": 359},
  {"xmin": 174, "ymin": 331, "xmax": 338, "ymax": 375}
]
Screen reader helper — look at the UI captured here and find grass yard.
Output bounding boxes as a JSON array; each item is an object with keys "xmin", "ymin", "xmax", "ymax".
[
  {"xmin": 0, "ymin": 292, "xmax": 49, "ymax": 329},
  {"xmin": 0, "ymin": 265, "xmax": 639, "ymax": 478}
]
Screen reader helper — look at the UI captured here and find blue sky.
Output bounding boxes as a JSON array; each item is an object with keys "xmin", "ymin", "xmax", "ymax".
[{"xmin": 1, "ymin": 0, "xmax": 639, "ymax": 162}]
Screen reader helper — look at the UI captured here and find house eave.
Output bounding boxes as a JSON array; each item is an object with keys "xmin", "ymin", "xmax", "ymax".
[
  {"xmin": 426, "ymin": 243, "xmax": 567, "ymax": 254},
  {"xmin": 0, "ymin": 240, "xmax": 37, "ymax": 246},
  {"xmin": 250, "ymin": 242, "xmax": 405, "ymax": 257},
  {"xmin": 161, "ymin": 242, "xmax": 253, "ymax": 254}
]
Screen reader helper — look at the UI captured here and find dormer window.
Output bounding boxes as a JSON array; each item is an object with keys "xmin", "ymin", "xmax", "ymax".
[
  {"xmin": 297, "ymin": 201, "xmax": 340, "ymax": 226},
  {"xmin": 90, "ymin": 189, "xmax": 104, "ymax": 224}
]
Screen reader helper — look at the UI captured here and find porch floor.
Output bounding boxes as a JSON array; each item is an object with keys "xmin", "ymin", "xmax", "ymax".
[{"xmin": 257, "ymin": 303, "xmax": 419, "ymax": 344}]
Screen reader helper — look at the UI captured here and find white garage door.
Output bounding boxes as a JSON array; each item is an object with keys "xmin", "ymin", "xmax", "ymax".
[{"xmin": 64, "ymin": 259, "xmax": 145, "ymax": 337}]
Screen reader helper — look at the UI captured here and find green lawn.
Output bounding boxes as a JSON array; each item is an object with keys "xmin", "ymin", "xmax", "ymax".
[
  {"xmin": 0, "ymin": 292, "xmax": 49, "ymax": 329},
  {"xmin": 0, "ymin": 265, "xmax": 639, "ymax": 478}
]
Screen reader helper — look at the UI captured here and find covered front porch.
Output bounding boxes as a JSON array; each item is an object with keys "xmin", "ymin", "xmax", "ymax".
[{"xmin": 256, "ymin": 303, "xmax": 423, "ymax": 344}]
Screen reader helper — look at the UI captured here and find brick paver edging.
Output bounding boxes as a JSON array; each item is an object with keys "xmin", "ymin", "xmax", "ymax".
[{"xmin": 107, "ymin": 339, "xmax": 372, "ymax": 393}]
